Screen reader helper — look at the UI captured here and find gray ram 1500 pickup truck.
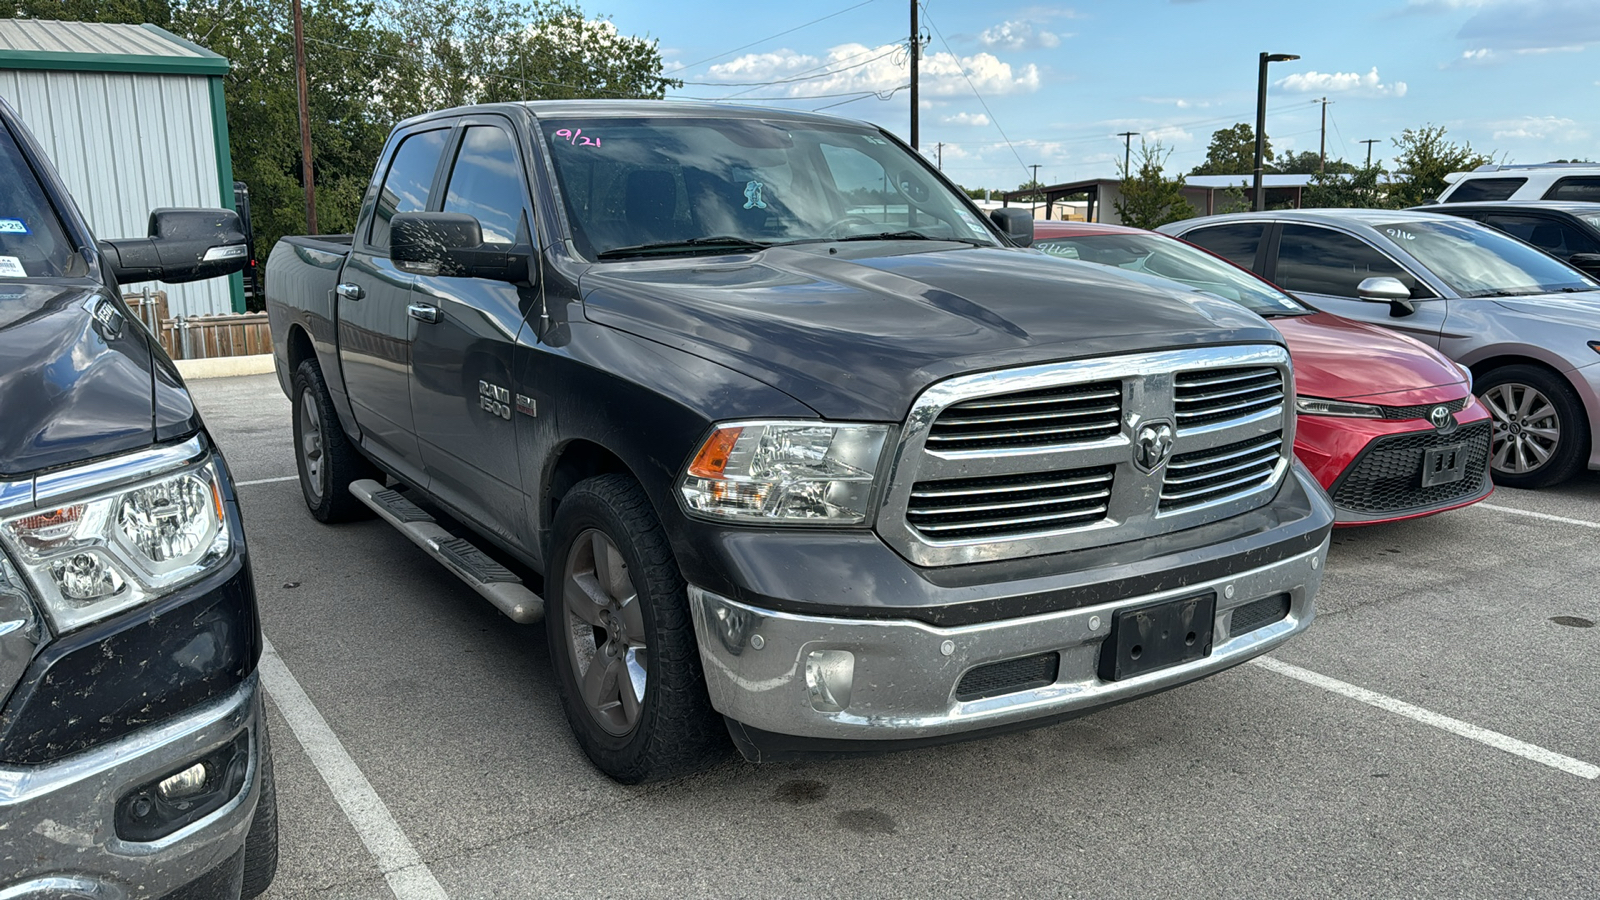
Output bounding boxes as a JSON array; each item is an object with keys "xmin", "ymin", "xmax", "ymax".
[{"xmin": 265, "ymin": 101, "xmax": 1335, "ymax": 783}]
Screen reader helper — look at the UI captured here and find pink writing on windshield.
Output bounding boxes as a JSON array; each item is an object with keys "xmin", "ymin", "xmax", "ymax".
[{"xmin": 554, "ymin": 128, "xmax": 601, "ymax": 148}]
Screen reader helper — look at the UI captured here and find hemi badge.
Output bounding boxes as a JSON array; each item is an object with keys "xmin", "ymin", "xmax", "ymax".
[{"xmin": 516, "ymin": 394, "xmax": 537, "ymax": 417}]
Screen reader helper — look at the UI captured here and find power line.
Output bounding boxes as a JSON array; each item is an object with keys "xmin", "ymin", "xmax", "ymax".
[
  {"xmin": 659, "ymin": 0, "xmax": 880, "ymax": 78},
  {"xmin": 716, "ymin": 42, "xmax": 897, "ymax": 99},
  {"xmin": 921, "ymin": 8, "xmax": 1031, "ymax": 184}
]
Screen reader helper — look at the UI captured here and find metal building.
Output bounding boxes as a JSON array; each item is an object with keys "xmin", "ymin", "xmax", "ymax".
[{"xmin": 0, "ymin": 19, "xmax": 241, "ymax": 315}]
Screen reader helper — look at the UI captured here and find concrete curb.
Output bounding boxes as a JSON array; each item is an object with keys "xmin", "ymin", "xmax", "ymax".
[{"xmin": 175, "ymin": 354, "xmax": 276, "ymax": 380}]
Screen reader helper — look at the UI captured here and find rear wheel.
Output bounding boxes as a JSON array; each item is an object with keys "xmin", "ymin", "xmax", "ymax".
[
  {"xmin": 545, "ymin": 474, "xmax": 726, "ymax": 783},
  {"xmin": 1478, "ymin": 364, "xmax": 1589, "ymax": 489},
  {"xmin": 291, "ymin": 359, "xmax": 378, "ymax": 522}
]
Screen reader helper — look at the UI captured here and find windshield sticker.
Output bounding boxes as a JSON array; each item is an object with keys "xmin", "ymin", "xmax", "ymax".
[
  {"xmin": 743, "ymin": 181, "xmax": 769, "ymax": 210},
  {"xmin": 957, "ymin": 210, "xmax": 989, "ymax": 238},
  {"xmin": 552, "ymin": 128, "xmax": 600, "ymax": 148},
  {"xmin": 1385, "ymin": 227, "xmax": 1416, "ymax": 241},
  {"xmin": 0, "ymin": 218, "xmax": 28, "ymax": 234},
  {"xmin": 0, "ymin": 256, "xmax": 25, "ymax": 277}
]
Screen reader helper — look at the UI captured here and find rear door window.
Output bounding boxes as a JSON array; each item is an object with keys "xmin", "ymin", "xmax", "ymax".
[
  {"xmin": 1180, "ymin": 223, "xmax": 1266, "ymax": 271},
  {"xmin": 1444, "ymin": 177, "xmax": 1525, "ymax": 202},
  {"xmin": 442, "ymin": 126, "xmax": 528, "ymax": 246},
  {"xmin": 1543, "ymin": 177, "xmax": 1600, "ymax": 202},
  {"xmin": 1273, "ymin": 224, "xmax": 1419, "ymax": 297},
  {"xmin": 368, "ymin": 129, "xmax": 448, "ymax": 252}
]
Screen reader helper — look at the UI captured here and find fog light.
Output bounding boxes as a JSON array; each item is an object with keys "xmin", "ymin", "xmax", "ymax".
[
  {"xmin": 805, "ymin": 649, "xmax": 854, "ymax": 712},
  {"xmin": 157, "ymin": 762, "xmax": 210, "ymax": 800}
]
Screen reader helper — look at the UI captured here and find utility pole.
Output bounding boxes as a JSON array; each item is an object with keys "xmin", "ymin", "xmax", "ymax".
[
  {"xmin": 292, "ymin": 0, "xmax": 317, "ymax": 234},
  {"xmin": 1360, "ymin": 138, "xmax": 1380, "ymax": 169},
  {"xmin": 935, "ymin": 141, "xmax": 943, "ymax": 170},
  {"xmin": 1029, "ymin": 163, "xmax": 1041, "ymax": 214},
  {"xmin": 909, "ymin": 0, "xmax": 919, "ymax": 149},
  {"xmin": 1318, "ymin": 97, "xmax": 1331, "ymax": 174},
  {"xmin": 1117, "ymin": 131, "xmax": 1139, "ymax": 178}
]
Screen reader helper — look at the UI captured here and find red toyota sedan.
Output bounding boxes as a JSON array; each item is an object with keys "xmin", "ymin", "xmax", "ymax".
[{"xmin": 1033, "ymin": 221, "xmax": 1493, "ymax": 525}]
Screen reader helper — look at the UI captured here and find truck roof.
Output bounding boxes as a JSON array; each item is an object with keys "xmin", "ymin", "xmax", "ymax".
[{"xmin": 392, "ymin": 99, "xmax": 882, "ymax": 133}]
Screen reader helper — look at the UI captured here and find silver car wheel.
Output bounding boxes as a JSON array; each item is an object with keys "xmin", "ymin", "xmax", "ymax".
[
  {"xmin": 298, "ymin": 388, "xmax": 325, "ymax": 501},
  {"xmin": 1482, "ymin": 382, "xmax": 1561, "ymax": 475},
  {"xmin": 563, "ymin": 528, "xmax": 648, "ymax": 737}
]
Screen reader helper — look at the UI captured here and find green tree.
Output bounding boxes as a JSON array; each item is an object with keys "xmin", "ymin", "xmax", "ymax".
[
  {"xmin": 1190, "ymin": 123, "xmax": 1272, "ymax": 176},
  {"xmin": 1274, "ymin": 149, "xmax": 1357, "ymax": 176},
  {"xmin": 1388, "ymin": 124, "xmax": 1495, "ymax": 207},
  {"xmin": 1117, "ymin": 141, "xmax": 1195, "ymax": 230},
  {"xmin": 1302, "ymin": 164, "xmax": 1397, "ymax": 209},
  {"xmin": 962, "ymin": 186, "xmax": 994, "ymax": 200}
]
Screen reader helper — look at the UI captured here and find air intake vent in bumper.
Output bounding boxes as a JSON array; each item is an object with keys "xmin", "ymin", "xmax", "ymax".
[{"xmin": 955, "ymin": 653, "xmax": 1061, "ymax": 701}]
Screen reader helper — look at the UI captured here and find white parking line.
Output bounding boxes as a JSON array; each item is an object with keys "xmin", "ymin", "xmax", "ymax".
[
  {"xmin": 1252, "ymin": 656, "xmax": 1600, "ymax": 780},
  {"xmin": 258, "ymin": 637, "xmax": 451, "ymax": 900},
  {"xmin": 236, "ymin": 475, "xmax": 298, "ymax": 487},
  {"xmin": 1477, "ymin": 502, "xmax": 1600, "ymax": 530}
]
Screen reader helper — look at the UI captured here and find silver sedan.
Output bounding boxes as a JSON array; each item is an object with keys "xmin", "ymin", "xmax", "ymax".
[{"xmin": 1160, "ymin": 209, "xmax": 1600, "ymax": 488}]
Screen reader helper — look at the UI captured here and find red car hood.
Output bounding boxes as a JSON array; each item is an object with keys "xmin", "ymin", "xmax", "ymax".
[{"xmin": 1275, "ymin": 312, "xmax": 1467, "ymax": 403}]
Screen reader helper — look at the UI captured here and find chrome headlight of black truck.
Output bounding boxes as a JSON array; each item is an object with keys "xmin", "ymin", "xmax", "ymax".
[
  {"xmin": 1, "ymin": 457, "xmax": 231, "ymax": 632},
  {"xmin": 678, "ymin": 421, "xmax": 890, "ymax": 525}
]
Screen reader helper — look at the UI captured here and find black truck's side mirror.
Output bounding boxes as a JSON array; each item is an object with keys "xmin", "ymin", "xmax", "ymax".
[
  {"xmin": 990, "ymin": 208, "xmax": 1034, "ymax": 247},
  {"xmin": 390, "ymin": 212, "xmax": 529, "ymax": 283},
  {"xmin": 99, "ymin": 208, "xmax": 249, "ymax": 285}
]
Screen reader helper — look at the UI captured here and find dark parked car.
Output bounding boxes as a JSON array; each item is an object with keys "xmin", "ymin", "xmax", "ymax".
[
  {"xmin": 266, "ymin": 100, "xmax": 1334, "ymax": 783},
  {"xmin": 1419, "ymin": 200, "xmax": 1600, "ymax": 279},
  {"xmin": 0, "ymin": 97, "xmax": 276, "ymax": 898}
]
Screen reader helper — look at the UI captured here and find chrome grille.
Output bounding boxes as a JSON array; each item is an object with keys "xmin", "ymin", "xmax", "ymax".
[
  {"xmin": 926, "ymin": 381, "xmax": 1122, "ymax": 451},
  {"xmin": 906, "ymin": 465, "xmax": 1114, "ymax": 540},
  {"xmin": 1175, "ymin": 367, "xmax": 1283, "ymax": 429},
  {"xmin": 880, "ymin": 345, "xmax": 1293, "ymax": 567},
  {"xmin": 1160, "ymin": 432, "xmax": 1284, "ymax": 512}
]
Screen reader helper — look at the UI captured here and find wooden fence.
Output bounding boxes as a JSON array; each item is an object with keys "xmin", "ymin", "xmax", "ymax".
[{"xmin": 122, "ymin": 290, "xmax": 273, "ymax": 360}]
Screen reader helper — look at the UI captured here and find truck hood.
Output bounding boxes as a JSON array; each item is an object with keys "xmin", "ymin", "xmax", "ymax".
[
  {"xmin": 0, "ymin": 282, "xmax": 198, "ymax": 479},
  {"xmin": 1274, "ymin": 312, "xmax": 1466, "ymax": 402},
  {"xmin": 580, "ymin": 244, "xmax": 1283, "ymax": 421}
]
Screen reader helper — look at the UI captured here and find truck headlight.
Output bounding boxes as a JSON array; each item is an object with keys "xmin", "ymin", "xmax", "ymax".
[
  {"xmin": 679, "ymin": 422, "xmax": 889, "ymax": 524},
  {"xmin": 1295, "ymin": 397, "xmax": 1385, "ymax": 419},
  {"xmin": 1, "ymin": 460, "xmax": 231, "ymax": 632}
]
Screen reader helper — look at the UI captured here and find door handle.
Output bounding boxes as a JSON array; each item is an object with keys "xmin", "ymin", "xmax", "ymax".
[
  {"xmin": 407, "ymin": 303, "xmax": 442, "ymax": 324},
  {"xmin": 335, "ymin": 282, "xmax": 364, "ymax": 301}
]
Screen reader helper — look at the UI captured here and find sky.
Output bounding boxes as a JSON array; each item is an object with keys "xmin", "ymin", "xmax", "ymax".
[{"xmin": 591, "ymin": 0, "xmax": 1600, "ymax": 192}]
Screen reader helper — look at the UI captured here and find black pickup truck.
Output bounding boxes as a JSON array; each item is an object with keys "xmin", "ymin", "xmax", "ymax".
[
  {"xmin": 265, "ymin": 100, "xmax": 1335, "ymax": 783},
  {"xmin": 0, "ymin": 98, "xmax": 275, "ymax": 898}
]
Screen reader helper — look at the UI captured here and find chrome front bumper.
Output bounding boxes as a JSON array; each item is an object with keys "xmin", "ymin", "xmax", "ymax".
[
  {"xmin": 690, "ymin": 540, "xmax": 1326, "ymax": 743},
  {"xmin": 0, "ymin": 676, "xmax": 262, "ymax": 900}
]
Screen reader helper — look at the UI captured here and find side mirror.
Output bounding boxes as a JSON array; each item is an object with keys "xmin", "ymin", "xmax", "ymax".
[
  {"xmin": 1357, "ymin": 275, "xmax": 1416, "ymax": 316},
  {"xmin": 390, "ymin": 212, "xmax": 529, "ymax": 283},
  {"xmin": 99, "ymin": 208, "xmax": 248, "ymax": 285},
  {"xmin": 990, "ymin": 208, "xmax": 1034, "ymax": 247},
  {"xmin": 1567, "ymin": 252, "xmax": 1600, "ymax": 275}
]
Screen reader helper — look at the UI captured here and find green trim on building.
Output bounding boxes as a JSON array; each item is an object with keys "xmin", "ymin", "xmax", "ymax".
[
  {"xmin": 0, "ymin": 50, "xmax": 228, "ymax": 77},
  {"xmin": 207, "ymin": 75, "xmax": 244, "ymax": 313}
]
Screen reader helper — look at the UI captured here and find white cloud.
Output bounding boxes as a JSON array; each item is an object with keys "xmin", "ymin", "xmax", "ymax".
[
  {"xmin": 1146, "ymin": 125, "xmax": 1194, "ymax": 143},
  {"xmin": 941, "ymin": 112, "xmax": 992, "ymax": 126},
  {"xmin": 1141, "ymin": 96, "xmax": 1216, "ymax": 109},
  {"xmin": 979, "ymin": 20, "xmax": 1064, "ymax": 52},
  {"xmin": 1276, "ymin": 67, "xmax": 1408, "ymax": 97},
  {"xmin": 705, "ymin": 43, "xmax": 1040, "ymax": 98},
  {"xmin": 1491, "ymin": 115, "xmax": 1587, "ymax": 141}
]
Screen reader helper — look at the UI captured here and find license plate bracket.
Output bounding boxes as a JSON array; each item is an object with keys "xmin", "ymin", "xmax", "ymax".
[
  {"xmin": 1420, "ymin": 442, "xmax": 1467, "ymax": 488},
  {"xmin": 1097, "ymin": 592, "xmax": 1216, "ymax": 682}
]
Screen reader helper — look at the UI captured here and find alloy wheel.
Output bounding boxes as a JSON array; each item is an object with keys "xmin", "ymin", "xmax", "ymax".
[
  {"xmin": 563, "ymin": 529, "xmax": 648, "ymax": 737},
  {"xmin": 1482, "ymin": 382, "xmax": 1561, "ymax": 475},
  {"xmin": 298, "ymin": 388, "xmax": 325, "ymax": 501}
]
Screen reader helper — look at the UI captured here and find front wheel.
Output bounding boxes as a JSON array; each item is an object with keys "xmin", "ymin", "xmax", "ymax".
[
  {"xmin": 1478, "ymin": 364, "xmax": 1590, "ymax": 489},
  {"xmin": 545, "ymin": 474, "xmax": 726, "ymax": 783}
]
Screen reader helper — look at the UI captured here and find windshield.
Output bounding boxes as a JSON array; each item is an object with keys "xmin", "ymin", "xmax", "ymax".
[
  {"xmin": 0, "ymin": 121, "xmax": 82, "ymax": 279},
  {"xmin": 1377, "ymin": 219, "xmax": 1599, "ymax": 297},
  {"xmin": 1034, "ymin": 232, "xmax": 1309, "ymax": 315},
  {"xmin": 538, "ymin": 117, "xmax": 1000, "ymax": 259}
]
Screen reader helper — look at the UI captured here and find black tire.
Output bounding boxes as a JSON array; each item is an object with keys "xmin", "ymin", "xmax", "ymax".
[
  {"xmin": 241, "ymin": 721, "xmax": 279, "ymax": 899},
  {"xmin": 545, "ymin": 474, "xmax": 727, "ymax": 783},
  {"xmin": 291, "ymin": 359, "xmax": 379, "ymax": 522},
  {"xmin": 1477, "ymin": 364, "xmax": 1590, "ymax": 489}
]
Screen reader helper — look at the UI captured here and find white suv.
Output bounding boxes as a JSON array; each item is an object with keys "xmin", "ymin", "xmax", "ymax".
[{"xmin": 1436, "ymin": 164, "xmax": 1600, "ymax": 204}]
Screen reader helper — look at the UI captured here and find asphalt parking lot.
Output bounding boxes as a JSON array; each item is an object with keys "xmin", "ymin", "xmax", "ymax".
[{"xmin": 192, "ymin": 373, "xmax": 1600, "ymax": 900}]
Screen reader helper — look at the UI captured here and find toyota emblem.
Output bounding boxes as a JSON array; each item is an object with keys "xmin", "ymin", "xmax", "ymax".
[
  {"xmin": 1429, "ymin": 405, "xmax": 1455, "ymax": 432},
  {"xmin": 1134, "ymin": 421, "xmax": 1175, "ymax": 472}
]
